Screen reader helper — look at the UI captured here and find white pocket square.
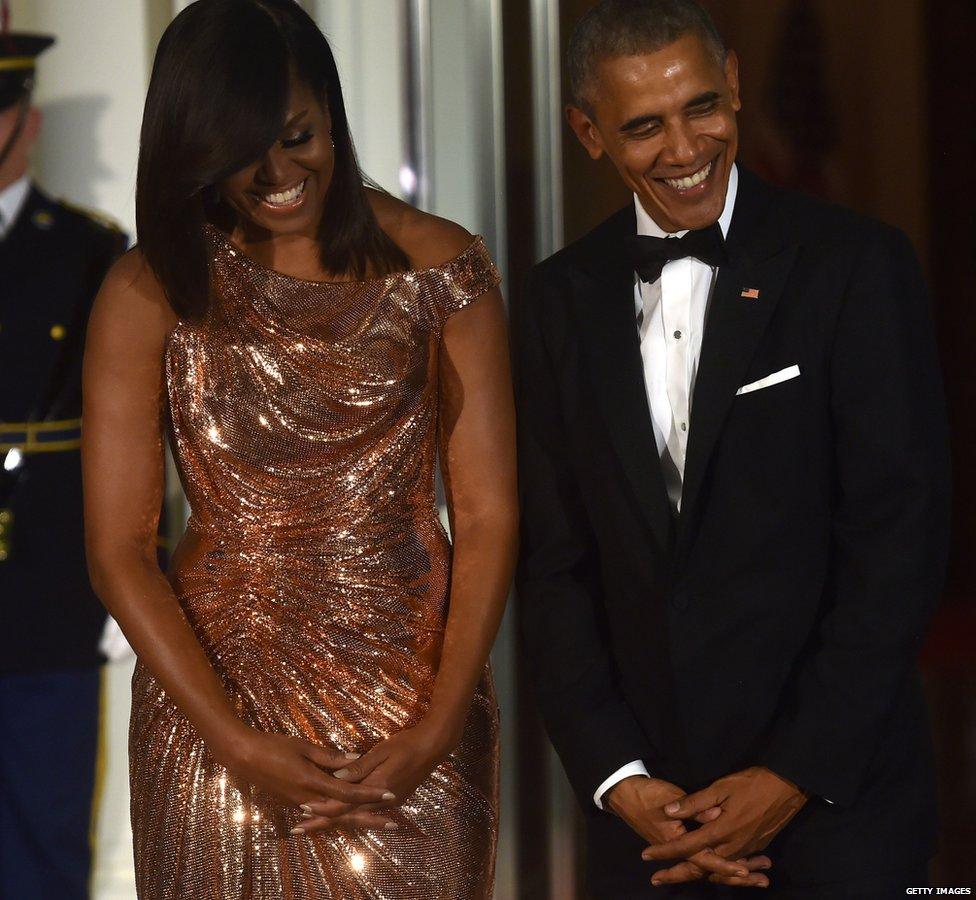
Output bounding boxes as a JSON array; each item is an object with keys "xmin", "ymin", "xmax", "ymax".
[{"xmin": 736, "ymin": 365, "xmax": 801, "ymax": 396}]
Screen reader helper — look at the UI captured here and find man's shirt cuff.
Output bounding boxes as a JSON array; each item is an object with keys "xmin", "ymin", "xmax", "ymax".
[{"xmin": 594, "ymin": 760, "xmax": 650, "ymax": 809}]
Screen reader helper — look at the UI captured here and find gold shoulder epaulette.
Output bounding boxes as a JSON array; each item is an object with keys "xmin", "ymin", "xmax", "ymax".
[{"xmin": 57, "ymin": 198, "xmax": 125, "ymax": 234}]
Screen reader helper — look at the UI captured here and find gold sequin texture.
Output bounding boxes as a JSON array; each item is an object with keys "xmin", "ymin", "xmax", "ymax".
[{"xmin": 130, "ymin": 227, "xmax": 502, "ymax": 899}]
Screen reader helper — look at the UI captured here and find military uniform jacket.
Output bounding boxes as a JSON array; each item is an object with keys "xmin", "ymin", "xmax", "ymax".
[{"xmin": 0, "ymin": 185, "xmax": 126, "ymax": 673}]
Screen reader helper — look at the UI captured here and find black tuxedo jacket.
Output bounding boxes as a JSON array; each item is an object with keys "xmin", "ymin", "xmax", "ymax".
[{"xmin": 513, "ymin": 167, "xmax": 950, "ymax": 891}]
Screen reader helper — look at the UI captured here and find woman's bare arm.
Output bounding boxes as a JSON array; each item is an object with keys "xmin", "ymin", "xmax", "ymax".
[
  {"xmin": 427, "ymin": 285, "xmax": 518, "ymax": 736},
  {"xmin": 82, "ymin": 251, "xmax": 241, "ymax": 746},
  {"xmin": 83, "ymin": 252, "xmax": 395, "ymax": 813}
]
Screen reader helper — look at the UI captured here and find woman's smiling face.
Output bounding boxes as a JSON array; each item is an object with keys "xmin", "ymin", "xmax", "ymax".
[{"xmin": 218, "ymin": 75, "xmax": 334, "ymax": 239}]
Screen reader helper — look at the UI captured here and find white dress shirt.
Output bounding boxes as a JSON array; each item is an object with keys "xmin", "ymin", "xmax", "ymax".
[
  {"xmin": 593, "ymin": 164, "xmax": 739, "ymax": 810},
  {"xmin": 0, "ymin": 175, "xmax": 32, "ymax": 239}
]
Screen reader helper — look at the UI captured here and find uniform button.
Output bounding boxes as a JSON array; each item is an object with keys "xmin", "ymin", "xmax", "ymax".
[
  {"xmin": 50, "ymin": 324, "xmax": 66, "ymax": 340},
  {"xmin": 673, "ymin": 330, "xmax": 682, "ymax": 339},
  {"xmin": 680, "ymin": 422, "xmax": 687, "ymax": 431},
  {"xmin": 32, "ymin": 210, "xmax": 54, "ymax": 230}
]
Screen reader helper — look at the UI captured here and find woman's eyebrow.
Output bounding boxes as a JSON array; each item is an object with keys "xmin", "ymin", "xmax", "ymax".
[{"xmin": 282, "ymin": 108, "xmax": 309, "ymax": 128}]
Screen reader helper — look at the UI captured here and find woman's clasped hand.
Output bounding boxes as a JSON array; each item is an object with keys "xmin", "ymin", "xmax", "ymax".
[
  {"xmin": 212, "ymin": 726, "xmax": 396, "ymax": 830},
  {"xmin": 293, "ymin": 718, "xmax": 461, "ymax": 834}
]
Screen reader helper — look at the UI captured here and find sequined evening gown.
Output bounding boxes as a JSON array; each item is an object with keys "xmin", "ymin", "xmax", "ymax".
[{"xmin": 129, "ymin": 227, "xmax": 501, "ymax": 899}]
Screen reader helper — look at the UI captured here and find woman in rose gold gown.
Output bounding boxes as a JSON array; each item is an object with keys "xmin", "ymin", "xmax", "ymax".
[
  {"xmin": 129, "ymin": 225, "xmax": 502, "ymax": 897},
  {"xmin": 82, "ymin": 2, "xmax": 516, "ymax": 898}
]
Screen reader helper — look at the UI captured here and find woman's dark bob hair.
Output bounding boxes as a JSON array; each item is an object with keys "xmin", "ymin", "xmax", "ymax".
[{"xmin": 136, "ymin": 0, "xmax": 409, "ymax": 321}]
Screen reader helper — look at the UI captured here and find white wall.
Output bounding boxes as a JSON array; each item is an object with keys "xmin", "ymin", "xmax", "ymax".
[
  {"xmin": 312, "ymin": 0, "xmax": 407, "ymax": 198},
  {"xmin": 15, "ymin": 0, "xmax": 169, "ymax": 237},
  {"xmin": 314, "ymin": 0, "xmax": 507, "ymax": 253}
]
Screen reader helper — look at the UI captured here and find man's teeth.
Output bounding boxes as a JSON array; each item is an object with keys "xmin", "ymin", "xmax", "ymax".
[
  {"xmin": 263, "ymin": 180, "xmax": 306, "ymax": 206},
  {"xmin": 664, "ymin": 162, "xmax": 713, "ymax": 190}
]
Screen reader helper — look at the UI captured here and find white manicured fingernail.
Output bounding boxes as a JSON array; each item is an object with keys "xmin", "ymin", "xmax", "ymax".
[
  {"xmin": 300, "ymin": 804, "xmax": 312, "ymax": 814},
  {"xmin": 290, "ymin": 827, "xmax": 305, "ymax": 835},
  {"xmin": 334, "ymin": 768, "xmax": 350, "ymax": 780},
  {"xmin": 345, "ymin": 752, "xmax": 361, "ymax": 760},
  {"xmin": 382, "ymin": 791, "xmax": 396, "ymax": 801},
  {"xmin": 384, "ymin": 821, "xmax": 399, "ymax": 830}
]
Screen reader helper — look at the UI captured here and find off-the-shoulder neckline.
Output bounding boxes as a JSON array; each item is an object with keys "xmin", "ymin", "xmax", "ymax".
[{"xmin": 206, "ymin": 224, "xmax": 487, "ymax": 288}]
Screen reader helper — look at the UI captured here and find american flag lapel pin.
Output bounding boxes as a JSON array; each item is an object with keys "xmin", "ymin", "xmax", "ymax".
[{"xmin": 740, "ymin": 287, "xmax": 761, "ymax": 300}]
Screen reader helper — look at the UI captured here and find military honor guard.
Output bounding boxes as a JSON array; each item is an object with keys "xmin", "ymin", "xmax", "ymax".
[{"xmin": 0, "ymin": 14, "xmax": 128, "ymax": 897}]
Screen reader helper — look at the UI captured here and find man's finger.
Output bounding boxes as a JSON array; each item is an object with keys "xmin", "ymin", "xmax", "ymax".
[
  {"xmin": 708, "ymin": 872, "xmax": 770, "ymax": 888},
  {"xmin": 744, "ymin": 855, "xmax": 772, "ymax": 871},
  {"xmin": 664, "ymin": 788, "xmax": 724, "ymax": 819},
  {"xmin": 650, "ymin": 861, "xmax": 704, "ymax": 886},
  {"xmin": 645, "ymin": 847, "xmax": 748, "ymax": 880},
  {"xmin": 641, "ymin": 827, "xmax": 724, "ymax": 863},
  {"xmin": 690, "ymin": 850, "xmax": 750, "ymax": 879},
  {"xmin": 707, "ymin": 855, "xmax": 772, "ymax": 887},
  {"xmin": 648, "ymin": 848, "xmax": 750, "ymax": 886},
  {"xmin": 646, "ymin": 819, "xmax": 686, "ymax": 843},
  {"xmin": 693, "ymin": 806, "xmax": 722, "ymax": 825}
]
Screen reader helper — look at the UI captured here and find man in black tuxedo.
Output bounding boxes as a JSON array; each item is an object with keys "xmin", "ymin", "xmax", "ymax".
[{"xmin": 512, "ymin": 1, "xmax": 950, "ymax": 896}]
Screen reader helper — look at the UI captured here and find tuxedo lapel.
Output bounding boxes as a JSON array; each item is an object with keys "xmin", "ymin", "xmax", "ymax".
[
  {"xmin": 575, "ymin": 207, "xmax": 675, "ymax": 553},
  {"xmin": 678, "ymin": 169, "xmax": 798, "ymax": 551}
]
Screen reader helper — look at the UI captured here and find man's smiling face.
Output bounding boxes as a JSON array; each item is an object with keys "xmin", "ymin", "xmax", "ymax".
[{"xmin": 568, "ymin": 31, "xmax": 741, "ymax": 233}]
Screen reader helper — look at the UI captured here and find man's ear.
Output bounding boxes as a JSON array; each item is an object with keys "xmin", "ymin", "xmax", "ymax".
[
  {"xmin": 725, "ymin": 50, "xmax": 742, "ymax": 113},
  {"xmin": 566, "ymin": 105, "xmax": 605, "ymax": 161}
]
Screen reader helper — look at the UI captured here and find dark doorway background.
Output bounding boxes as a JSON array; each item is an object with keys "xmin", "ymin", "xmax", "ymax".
[{"xmin": 506, "ymin": 0, "xmax": 976, "ymax": 893}]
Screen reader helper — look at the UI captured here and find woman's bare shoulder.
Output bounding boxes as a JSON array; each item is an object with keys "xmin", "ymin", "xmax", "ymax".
[
  {"xmin": 92, "ymin": 248, "xmax": 178, "ymax": 343},
  {"xmin": 101, "ymin": 247, "xmax": 162, "ymax": 300},
  {"xmin": 367, "ymin": 189, "xmax": 475, "ymax": 270}
]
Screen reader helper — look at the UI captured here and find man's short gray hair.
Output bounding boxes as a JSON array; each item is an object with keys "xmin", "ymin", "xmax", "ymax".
[{"xmin": 568, "ymin": 0, "xmax": 727, "ymax": 113}]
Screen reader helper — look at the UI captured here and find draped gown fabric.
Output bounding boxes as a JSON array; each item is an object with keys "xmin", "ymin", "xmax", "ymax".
[{"xmin": 129, "ymin": 227, "xmax": 502, "ymax": 899}]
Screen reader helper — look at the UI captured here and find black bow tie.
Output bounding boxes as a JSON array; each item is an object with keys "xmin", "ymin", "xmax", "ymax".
[{"xmin": 625, "ymin": 222, "xmax": 728, "ymax": 284}]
